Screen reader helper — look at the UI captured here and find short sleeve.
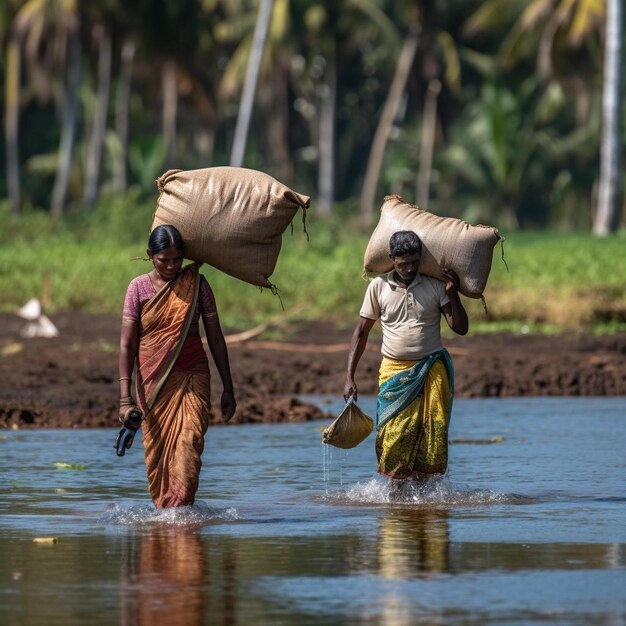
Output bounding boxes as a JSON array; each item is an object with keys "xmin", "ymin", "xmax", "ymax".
[
  {"xmin": 199, "ymin": 275, "xmax": 218, "ymax": 317},
  {"xmin": 359, "ymin": 279, "xmax": 381, "ymax": 320},
  {"xmin": 123, "ymin": 279, "xmax": 141, "ymax": 322},
  {"xmin": 438, "ymin": 279, "xmax": 450, "ymax": 308}
]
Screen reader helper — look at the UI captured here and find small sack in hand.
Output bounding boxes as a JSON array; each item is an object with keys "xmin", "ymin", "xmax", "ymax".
[{"xmin": 322, "ymin": 397, "xmax": 374, "ymax": 449}]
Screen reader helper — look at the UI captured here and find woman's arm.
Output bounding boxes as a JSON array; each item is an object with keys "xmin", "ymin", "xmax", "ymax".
[
  {"xmin": 202, "ymin": 313, "xmax": 236, "ymax": 421},
  {"xmin": 118, "ymin": 319, "xmax": 140, "ymax": 421}
]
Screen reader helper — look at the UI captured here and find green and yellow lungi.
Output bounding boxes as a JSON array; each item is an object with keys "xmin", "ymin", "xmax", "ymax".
[{"xmin": 375, "ymin": 349, "xmax": 454, "ymax": 479}]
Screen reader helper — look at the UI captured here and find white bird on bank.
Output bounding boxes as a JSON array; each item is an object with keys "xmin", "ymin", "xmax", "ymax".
[
  {"xmin": 17, "ymin": 298, "xmax": 59, "ymax": 338},
  {"xmin": 18, "ymin": 298, "xmax": 42, "ymax": 321}
]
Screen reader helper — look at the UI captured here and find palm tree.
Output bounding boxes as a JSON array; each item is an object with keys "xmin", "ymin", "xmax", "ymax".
[
  {"xmin": 465, "ymin": 0, "xmax": 604, "ymax": 79},
  {"xmin": 360, "ymin": 23, "xmax": 420, "ymax": 227},
  {"xmin": 230, "ymin": 0, "xmax": 275, "ymax": 167},
  {"xmin": 316, "ymin": 41, "xmax": 336, "ymax": 217},
  {"xmin": 112, "ymin": 39, "xmax": 135, "ymax": 193},
  {"xmin": 51, "ymin": 25, "xmax": 81, "ymax": 217},
  {"xmin": 83, "ymin": 24, "xmax": 111, "ymax": 209},
  {"xmin": 306, "ymin": 0, "xmax": 402, "ymax": 216},
  {"xmin": 464, "ymin": 0, "xmax": 610, "ymax": 230},
  {"xmin": 594, "ymin": 0, "xmax": 623, "ymax": 235},
  {"xmin": 161, "ymin": 59, "xmax": 178, "ymax": 168},
  {"xmin": 8, "ymin": 0, "xmax": 81, "ymax": 215},
  {"xmin": 439, "ymin": 80, "xmax": 552, "ymax": 229},
  {"xmin": 416, "ymin": 78, "xmax": 441, "ymax": 208},
  {"xmin": 358, "ymin": 0, "xmax": 467, "ymax": 224},
  {"xmin": 3, "ymin": 30, "xmax": 21, "ymax": 214},
  {"xmin": 220, "ymin": 0, "xmax": 400, "ymax": 214}
]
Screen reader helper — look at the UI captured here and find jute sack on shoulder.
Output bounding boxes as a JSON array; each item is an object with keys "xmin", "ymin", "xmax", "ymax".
[
  {"xmin": 152, "ymin": 167, "xmax": 310, "ymax": 287},
  {"xmin": 364, "ymin": 195, "xmax": 502, "ymax": 299},
  {"xmin": 322, "ymin": 397, "xmax": 374, "ymax": 449}
]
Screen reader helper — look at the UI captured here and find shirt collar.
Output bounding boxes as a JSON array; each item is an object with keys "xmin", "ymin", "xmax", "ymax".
[{"xmin": 386, "ymin": 270, "xmax": 422, "ymax": 289}]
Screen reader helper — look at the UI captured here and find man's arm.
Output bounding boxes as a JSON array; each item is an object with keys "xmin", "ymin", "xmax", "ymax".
[
  {"xmin": 344, "ymin": 316, "xmax": 376, "ymax": 401},
  {"xmin": 441, "ymin": 268, "xmax": 469, "ymax": 336}
]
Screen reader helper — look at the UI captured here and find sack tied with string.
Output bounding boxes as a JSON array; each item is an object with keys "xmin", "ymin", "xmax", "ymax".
[
  {"xmin": 364, "ymin": 195, "xmax": 502, "ymax": 299},
  {"xmin": 322, "ymin": 397, "xmax": 374, "ymax": 449},
  {"xmin": 152, "ymin": 167, "xmax": 310, "ymax": 288}
]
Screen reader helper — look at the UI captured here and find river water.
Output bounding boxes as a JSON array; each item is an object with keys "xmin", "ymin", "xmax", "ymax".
[{"xmin": 1, "ymin": 396, "xmax": 625, "ymax": 626}]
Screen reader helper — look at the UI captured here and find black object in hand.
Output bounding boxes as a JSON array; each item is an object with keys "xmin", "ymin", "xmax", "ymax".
[{"xmin": 114, "ymin": 409, "xmax": 143, "ymax": 457}]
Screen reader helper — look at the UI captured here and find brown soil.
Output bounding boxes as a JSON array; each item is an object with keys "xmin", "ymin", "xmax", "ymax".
[{"xmin": 0, "ymin": 312, "xmax": 624, "ymax": 429}]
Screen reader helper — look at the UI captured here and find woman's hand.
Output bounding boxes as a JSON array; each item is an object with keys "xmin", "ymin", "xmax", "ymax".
[
  {"xmin": 118, "ymin": 397, "xmax": 139, "ymax": 424},
  {"xmin": 221, "ymin": 389, "xmax": 237, "ymax": 422}
]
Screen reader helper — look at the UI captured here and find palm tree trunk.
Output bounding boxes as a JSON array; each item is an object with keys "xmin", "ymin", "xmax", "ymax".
[
  {"xmin": 4, "ymin": 36, "xmax": 21, "ymax": 215},
  {"xmin": 113, "ymin": 39, "xmax": 135, "ymax": 193},
  {"xmin": 594, "ymin": 0, "xmax": 623, "ymax": 235},
  {"xmin": 360, "ymin": 24, "xmax": 420, "ymax": 228},
  {"xmin": 230, "ymin": 0, "xmax": 275, "ymax": 167},
  {"xmin": 268, "ymin": 57, "xmax": 293, "ymax": 185},
  {"xmin": 51, "ymin": 32, "xmax": 81, "ymax": 217},
  {"xmin": 416, "ymin": 79, "xmax": 441, "ymax": 208},
  {"xmin": 317, "ymin": 47, "xmax": 337, "ymax": 217},
  {"xmin": 84, "ymin": 27, "xmax": 112, "ymax": 209},
  {"xmin": 162, "ymin": 59, "xmax": 178, "ymax": 169}
]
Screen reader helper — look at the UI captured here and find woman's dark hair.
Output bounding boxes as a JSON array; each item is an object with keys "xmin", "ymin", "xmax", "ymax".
[
  {"xmin": 148, "ymin": 224, "xmax": 185, "ymax": 255},
  {"xmin": 389, "ymin": 231, "xmax": 422, "ymax": 258}
]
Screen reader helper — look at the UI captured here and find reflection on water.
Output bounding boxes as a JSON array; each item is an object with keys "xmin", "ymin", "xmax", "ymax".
[
  {"xmin": 121, "ymin": 528, "xmax": 209, "ymax": 626},
  {"xmin": 109, "ymin": 504, "xmax": 240, "ymax": 626},
  {"xmin": 378, "ymin": 508, "xmax": 450, "ymax": 580},
  {"xmin": 1, "ymin": 397, "xmax": 625, "ymax": 626},
  {"xmin": 377, "ymin": 509, "xmax": 450, "ymax": 626}
]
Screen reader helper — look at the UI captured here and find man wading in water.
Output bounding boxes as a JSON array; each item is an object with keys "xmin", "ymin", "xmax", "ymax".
[{"xmin": 344, "ymin": 231, "xmax": 468, "ymax": 486}]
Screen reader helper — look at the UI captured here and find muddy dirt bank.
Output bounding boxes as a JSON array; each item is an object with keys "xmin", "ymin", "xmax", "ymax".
[{"xmin": 0, "ymin": 312, "xmax": 624, "ymax": 429}]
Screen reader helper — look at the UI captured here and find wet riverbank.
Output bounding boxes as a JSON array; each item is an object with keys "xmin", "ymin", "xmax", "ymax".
[{"xmin": 1, "ymin": 312, "xmax": 625, "ymax": 429}]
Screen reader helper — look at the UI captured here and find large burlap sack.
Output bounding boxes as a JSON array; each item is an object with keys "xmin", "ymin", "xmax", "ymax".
[
  {"xmin": 152, "ymin": 167, "xmax": 310, "ymax": 287},
  {"xmin": 364, "ymin": 195, "xmax": 502, "ymax": 299},
  {"xmin": 322, "ymin": 397, "xmax": 374, "ymax": 449}
]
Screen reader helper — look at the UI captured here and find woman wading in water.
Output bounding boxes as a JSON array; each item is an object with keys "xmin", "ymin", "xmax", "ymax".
[{"xmin": 117, "ymin": 224, "xmax": 236, "ymax": 507}]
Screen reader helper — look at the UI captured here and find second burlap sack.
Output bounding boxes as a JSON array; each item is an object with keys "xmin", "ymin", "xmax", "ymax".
[
  {"xmin": 152, "ymin": 167, "xmax": 310, "ymax": 287},
  {"xmin": 322, "ymin": 397, "xmax": 374, "ymax": 449},
  {"xmin": 364, "ymin": 195, "xmax": 502, "ymax": 299}
]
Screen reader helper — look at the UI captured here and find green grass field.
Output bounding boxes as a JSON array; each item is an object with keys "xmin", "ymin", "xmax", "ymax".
[{"xmin": 1, "ymin": 202, "xmax": 624, "ymax": 333}]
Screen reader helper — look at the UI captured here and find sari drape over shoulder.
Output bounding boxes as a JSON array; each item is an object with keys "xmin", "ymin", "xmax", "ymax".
[
  {"xmin": 135, "ymin": 264, "xmax": 200, "ymax": 415},
  {"xmin": 375, "ymin": 349, "xmax": 454, "ymax": 479},
  {"xmin": 135, "ymin": 264, "xmax": 211, "ymax": 507}
]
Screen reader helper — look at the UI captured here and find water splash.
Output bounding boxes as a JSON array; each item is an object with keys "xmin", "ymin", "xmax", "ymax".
[
  {"xmin": 102, "ymin": 500, "xmax": 239, "ymax": 526},
  {"xmin": 324, "ymin": 476, "xmax": 520, "ymax": 507}
]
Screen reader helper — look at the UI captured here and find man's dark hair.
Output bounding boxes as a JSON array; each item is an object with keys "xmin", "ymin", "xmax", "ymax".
[
  {"xmin": 148, "ymin": 224, "xmax": 185, "ymax": 255},
  {"xmin": 389, "ymin": 231, "xmax": 422, "ymax": 258}
]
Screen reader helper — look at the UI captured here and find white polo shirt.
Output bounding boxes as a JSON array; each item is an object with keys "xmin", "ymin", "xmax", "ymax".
[{"xmin": 360, "ymin": 271, "xmax": 450, "ymax": 361}]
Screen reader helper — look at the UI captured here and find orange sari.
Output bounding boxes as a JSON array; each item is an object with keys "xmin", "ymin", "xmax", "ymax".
[{"xmin": 136, "ymin": 264, "xmax": 211, "ymax": 508}]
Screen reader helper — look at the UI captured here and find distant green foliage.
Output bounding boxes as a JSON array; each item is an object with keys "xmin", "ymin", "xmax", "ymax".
[{"xmin": 466, "ymin": 231, "xmax": 626, "ymax": 330}]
